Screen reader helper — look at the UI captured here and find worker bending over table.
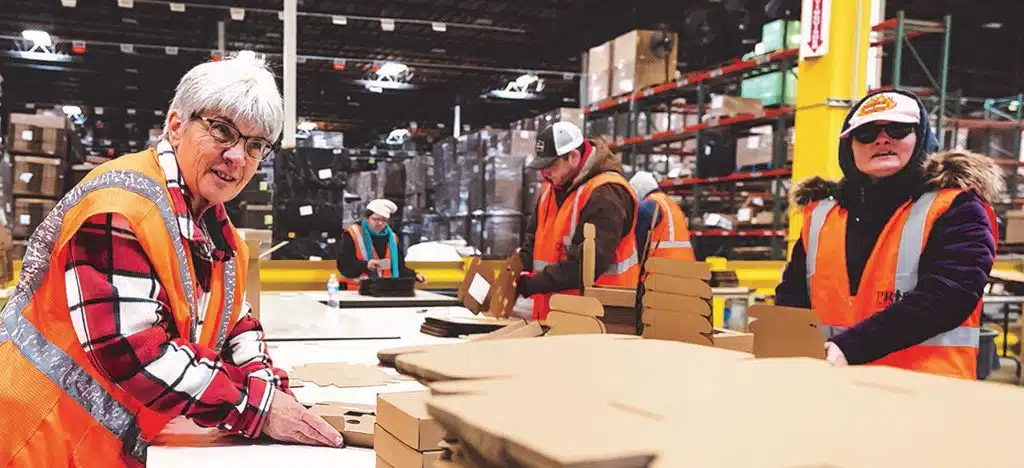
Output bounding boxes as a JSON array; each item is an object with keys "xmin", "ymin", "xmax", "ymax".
[
  {"xmin": 629, "ymin": 170, "xmax": 695, "ymax": 261},
  {"xmin": 336, "ymin": 198, "xmax": 426, "ymax": 290},
  {"xmin": 517, "ymin": 121, "xmax": 640, "ymax": 319},
  {"xmin": 775, "ymin": 89, "xmax": 1000, "ymax": 379},
  {"xmin": 0, "ymin": 53, "xmax": 343, "ymax": 467}
]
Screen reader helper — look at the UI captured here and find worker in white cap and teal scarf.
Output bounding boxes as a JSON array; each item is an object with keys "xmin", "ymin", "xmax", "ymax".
[{"xmin": 337, "ymin": 198, "xmax": 425, "ymax": 289}]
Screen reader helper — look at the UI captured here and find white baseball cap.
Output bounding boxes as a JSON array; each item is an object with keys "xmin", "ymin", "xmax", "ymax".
[
  {"xmin": 366, "ymin": 199, "xmax": 398, "ymax": 219},
  {"xmin": 529, "ymin": 121, "xmax": 585, "ymax": 169},
  {"xmin": 840, "ymin": 91, "xmax": 922, "ymax": 138}
]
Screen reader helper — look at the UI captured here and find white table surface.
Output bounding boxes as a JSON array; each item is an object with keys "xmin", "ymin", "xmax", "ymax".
[
  {"xmin": 259, "ymin": 292, "xmax": 473, "ymax": 341},
  {"xmin": 278, "ymin": 289, "xmax": 461, "ymax": 307},
  {"xmin": 148, "ymin": 302, "xmax": 468, "ymax": 467}
]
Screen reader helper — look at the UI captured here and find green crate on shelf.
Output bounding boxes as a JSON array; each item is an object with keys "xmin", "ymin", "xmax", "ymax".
[
  {"xmin": 761, "ymin": 19, "xmax": 801, "ymax": 52},
  {"xmin": 740, "ymin": 70, "xmax": 797, "ymax": 107}
]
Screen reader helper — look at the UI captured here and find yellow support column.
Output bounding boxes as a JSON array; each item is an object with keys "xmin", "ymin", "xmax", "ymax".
[{"xmin": 789, "ymin": 0, "xmax": 874, "ymax": 251}]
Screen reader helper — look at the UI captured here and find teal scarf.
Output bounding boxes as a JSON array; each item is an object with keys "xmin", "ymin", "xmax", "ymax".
[{"xmin": 360, "ymin": 220, "xmax": 399, "ymax": 278}]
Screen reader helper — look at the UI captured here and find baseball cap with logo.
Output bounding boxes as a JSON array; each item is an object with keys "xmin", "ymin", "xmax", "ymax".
[
  {"xmin": 839, "ymin": 91, "xmax": 922, "ymax": 138},
  {"xmin": 529, "ymin": 121, "xmax": 585, "ymax": 169}
]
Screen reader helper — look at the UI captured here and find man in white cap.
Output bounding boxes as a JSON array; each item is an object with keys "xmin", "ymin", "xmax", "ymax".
[
  {"xmin": 336, "ymin": 198, "xmax": 425, "ymax": 289},
  {"xmin": 517, "ymin": 121, "xmax": 640, "ymax": 320}
]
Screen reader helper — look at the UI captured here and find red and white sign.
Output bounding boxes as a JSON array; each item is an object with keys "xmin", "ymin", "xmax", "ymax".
[{"xmin": 800, "ymin": 0, "xmax": 831, "ymax": 59}]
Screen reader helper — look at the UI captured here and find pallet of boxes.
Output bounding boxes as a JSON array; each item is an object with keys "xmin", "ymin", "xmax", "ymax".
[{"xmin": 7, "ymin": 113, "xmax": 80, "ymax": 259}]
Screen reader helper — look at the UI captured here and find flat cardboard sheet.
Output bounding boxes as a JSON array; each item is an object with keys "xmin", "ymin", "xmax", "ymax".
[
  {"xmin": 376, "ymin": 391, "xmax": 446, "ymax": 451},
  {"xmin": 457, "ymin": 258, "xmax": 494, "ymax": 314},
  {"xmin": 290, "ymin": 363, "xmax": 398, "ymax": 388},
  {"xmin": 487, "ymin": 254, "xmax": 523, "ymax": 318},
  {"xmin": 407, "ymin": 335, "xmax": 1024, "ymax": 468},
  {"xmin": 748, "ymin": 304, "xmax": 825, "ymax": 359}
]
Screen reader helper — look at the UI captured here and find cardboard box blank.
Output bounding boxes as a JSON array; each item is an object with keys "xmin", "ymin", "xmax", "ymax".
[
  {"xmin": 644, "ymin": 257, "xmax": 711, "ymax": 280},
  {"xmin": 309, "ymin": 403, "xmax": 374, "ymax": 448},
  {"xmin": 374, "ymin": 424, "xmax": 444, "ymax": 468},
  {"xmin": 748, "ymin": 304, "xmax": 825, "ymax": 359},
  {"xmin": 587, "ymin": 42, "xmax": 612, "ymax": 104},
  {"xmin": 376, "ymin": 391, "xmax": 447, "ymax": 452},
  {"xmin": 546, "ymin": 294, "xmax": 606, "ymax": 336}
]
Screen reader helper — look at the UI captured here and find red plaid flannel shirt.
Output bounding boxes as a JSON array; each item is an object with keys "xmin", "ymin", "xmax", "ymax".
[{"xmin": 65, "ymin": 141, "xmax": 289, "ymax": 463}]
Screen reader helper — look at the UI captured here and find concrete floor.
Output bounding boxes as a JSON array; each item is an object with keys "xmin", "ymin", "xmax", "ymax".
[{"xmin": 984, "ymin": 357, "xmax": 1021, "ymax": 385}]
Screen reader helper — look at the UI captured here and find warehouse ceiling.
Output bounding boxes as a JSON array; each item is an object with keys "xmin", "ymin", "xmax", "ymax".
[{"xmin": 1, "ymin": 0, "xmax": 1022, "ymax": 151}]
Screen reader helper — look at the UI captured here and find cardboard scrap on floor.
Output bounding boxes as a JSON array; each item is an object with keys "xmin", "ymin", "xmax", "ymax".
[
  {"xmin": 289, "ymin": 362, "xmax": 398, "ymax": 388},
  {"xmin": 393, "ymin": 334, "xmax": 1024, "ymax": 467}
]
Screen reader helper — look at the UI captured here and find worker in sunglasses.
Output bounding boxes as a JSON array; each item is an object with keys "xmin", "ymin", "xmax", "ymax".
[{"xmin": 775, "ymin": 89, "xmax": 1001, "ymax": 379}]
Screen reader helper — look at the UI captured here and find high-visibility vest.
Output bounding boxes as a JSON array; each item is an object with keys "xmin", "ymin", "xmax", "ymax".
[
  {"xmin": 340, "ymin": 224, "xmax": 397, "ymax": 290},
  {"xmin": 802, "ymin": 188, "xmax": 996, "ymax": 379},
  {"xmin": 530, "ymin": 172, "xmax": 640, "ymax": 320},
  {"xmin": 0, "ymin": 149, "xmax": 248, "ymax": 466},
  {"xmin": 644, "ymin": 191, "xmax": 695, "ymax": 261}
]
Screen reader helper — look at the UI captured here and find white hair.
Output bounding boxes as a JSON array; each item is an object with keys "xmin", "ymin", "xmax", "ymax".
[{"xmin": 164, "ymin": 51, "xmax": 284, "ymax": 141}]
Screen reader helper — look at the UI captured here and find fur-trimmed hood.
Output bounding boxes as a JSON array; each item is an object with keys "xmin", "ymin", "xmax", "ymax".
[
  {"xmin": 565, "ymin": 136, "xmax": 624, "ymax": 192},
  {"xmin": 792, "ymin": 150, "xmax": 1005, "ymax": 207}
]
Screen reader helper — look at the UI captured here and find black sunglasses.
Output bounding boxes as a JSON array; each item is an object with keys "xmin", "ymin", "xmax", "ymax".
[{"xmin": 851, "ymin": 122, "xmax": 917, "ymax": 144}]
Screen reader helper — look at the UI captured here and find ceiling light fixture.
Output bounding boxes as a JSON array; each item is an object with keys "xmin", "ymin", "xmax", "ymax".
[
  {"xmin": 230, "ymin": 8, "xmax": 245, "ymax": 21},
  {"xmin": 21, "ymin": 30, "xmax": 52, "ymax": 47},
  {"xmin": 982, "ymin": 22, "xmax": 1002, "ymax": 29},
  {"xmin": 117, "ymin": 0, "xmax": 133, "ymax": 8},
  {"xmin": 332, "ymin": 15, "xmax": 347, "ymax": 25},
  {"xmin": 377, "ymin": 62, "xmax": 408, "ymax": 78},
  {"xmin": 61, "ymin": 0, "xmax": 77, "ymax": 7},
  {"xmin": 61, "ymin": 105, "xmax": 82, "ymax": 116},
  {"xmin": 169, "ymin": 3, "xmax": 185, "ymax": 12},
  {"xmin": 165, "ymin": 46, "xmax": 179, "ymax": 55},
  {"xmin": 432, "ymin": 22, "xmax": 447, "ymax": 32},
  {"xmin": 381, "ymin": 18, "xmax": 395, "ymax": 31}
]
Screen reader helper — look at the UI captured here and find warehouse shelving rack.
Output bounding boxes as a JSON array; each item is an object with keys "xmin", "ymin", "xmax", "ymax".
[{"xmin": 582, "ymin": 13, "xmax": 946, "ymax": 260}]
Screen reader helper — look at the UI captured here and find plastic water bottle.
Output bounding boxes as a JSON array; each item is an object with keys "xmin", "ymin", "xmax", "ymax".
[{"xmin": 326, "ymin": 274, "xmax": 340, "ymax": 308}]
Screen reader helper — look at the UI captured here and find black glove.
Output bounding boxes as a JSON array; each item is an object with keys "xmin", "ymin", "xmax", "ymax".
[{"xmin": 516, "ymin": 274, "xmax": 537, "ymax": 298}]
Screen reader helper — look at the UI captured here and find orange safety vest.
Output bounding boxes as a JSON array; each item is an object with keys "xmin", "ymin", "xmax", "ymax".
[
  {"xmin": 339, "ymin": 223, "xmax": 397, "ymax": 290},
  {"xmin": 531, "ymin": 172, "xmax": 640, "ymax": 320},
  {"xmin": 0, "ymin": 149, "xmax": 247, "ymax": 466},
  {"xmin": 644, "ymin": 191, "xmax": 695, "ymax": 261},
  {"xmin": 802, "ymin": 189, "xmax": 996, "ymax": 379}
]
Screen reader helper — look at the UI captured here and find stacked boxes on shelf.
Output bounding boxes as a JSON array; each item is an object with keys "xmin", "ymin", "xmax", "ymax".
[
  {"xmin": 585, "ymin": 29, "xmax": 679, "ymax": 104},
  {"xmin": 734, "ymin": 124, "xmax": 795, "ymax": 170},
  {"xmin": 739, "ymin": 19, "xmax": 801, "ymax": 107},
  {"xmin": 272, "ymin": 147, "xmax": 348, "ymax": 260},
  {"xmin": 7, "ymin": 113, "xmax": 79, "ymax": 258}
]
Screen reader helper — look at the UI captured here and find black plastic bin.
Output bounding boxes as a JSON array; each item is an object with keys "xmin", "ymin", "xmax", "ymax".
[{"xmin": 977, "ymin": 328, "xmax": 1000, "ymax": 380}]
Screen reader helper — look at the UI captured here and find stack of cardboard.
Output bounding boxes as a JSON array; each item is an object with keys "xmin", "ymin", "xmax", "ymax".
[
  {"xmin": 579, "ymin": 224, "xmax": 639, "ymax": 334},
  {"xmin": 640, "ymin": 257, "xmax": 752, "ymax": 352},
  {"xmin": 586, "ymin": 30, "xmax": 678, "ymax": 101},
  {"xmin": 375, "ymin": 391, "xmax": 447, "ymax": 468}
]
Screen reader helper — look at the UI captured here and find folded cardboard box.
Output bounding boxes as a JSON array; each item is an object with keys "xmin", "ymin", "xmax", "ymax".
[
  {"xmin": 611, "ymin": 30, "xmax": 678, "ymax": 96},
  {"xmin": 374, "ymin": 423, "xmax": 444, "ymax": 468},
  {"xmin": 376, "ymin": 391, "xmax": 446, "ymax": 452}
]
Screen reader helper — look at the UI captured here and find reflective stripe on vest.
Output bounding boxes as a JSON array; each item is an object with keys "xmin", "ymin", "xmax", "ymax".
[
  {"xmin": 819, "ymin": 324, "xmax": 979, "ymax": 348},
  {"xmin": 557, "ymin": 180, "xmax": 640, "ymax": 276},
  {"xmin": 804, "ymin": 198, "xmax": 837, "ymax": 283},
  {"xmin": 349, "ymin": 224, "xmax": 370, "ymax": 261},
  {"xmin": 806, "ymin": 191, "xmax": 979, "ymax": 349},
  {"xmin": 606, "ymin": 250, "xmax": 639, "ymax": 275},
  {"xmin": 213, "ymin": 257, "xmax": 238, "ymax": 353},
  {"xmin": 0, "ymin": 170, "xmax": 237, "ymax": 462}
]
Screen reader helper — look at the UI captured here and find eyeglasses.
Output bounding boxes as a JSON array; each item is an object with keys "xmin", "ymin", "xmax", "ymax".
[
  {"xmin": 851, "ymin": 122, "xmax": 917, "ymax": 144},
  {"xmin": 195, "ymin": 116, "xmax": 275, "ymax": 162}
]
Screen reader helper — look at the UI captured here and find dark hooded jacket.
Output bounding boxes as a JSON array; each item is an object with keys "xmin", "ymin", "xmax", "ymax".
[
  {"xmin": 518, "ymin": 137, "xmax": 637, "ymax": 297},
  {"xmin": 775, "ymin": 90, "xmax": 1002, "ymax": 365}
]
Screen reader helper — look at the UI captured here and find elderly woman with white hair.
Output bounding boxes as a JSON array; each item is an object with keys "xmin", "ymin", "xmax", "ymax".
[{"xmin": 0, "ymin": 53, "xmax": 342, "ymax": 467}]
